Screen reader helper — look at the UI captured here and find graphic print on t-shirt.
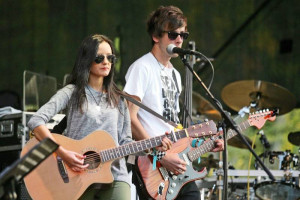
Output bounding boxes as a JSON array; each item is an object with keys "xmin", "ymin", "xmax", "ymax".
[{"xmin": 160, "ymin": 71, "xmax": 178, "ymax": 123}]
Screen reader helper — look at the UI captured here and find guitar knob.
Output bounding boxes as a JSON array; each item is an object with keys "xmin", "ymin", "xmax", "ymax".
[
  {"xmin": 171, "ymin": 183, "xmax": 176, "ymax": 188},
  {"xmin": 168, "ymin": 189, "xmax": 174, "ymax": 194},
  {"xmin": 172, "ymin": 175, "xmax": 177, "ymax": 180}
]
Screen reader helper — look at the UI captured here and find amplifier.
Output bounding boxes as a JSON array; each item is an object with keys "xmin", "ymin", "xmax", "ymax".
[{"xmin": 0, "ymin": 113, "xmax": 22, "ymax": 152}]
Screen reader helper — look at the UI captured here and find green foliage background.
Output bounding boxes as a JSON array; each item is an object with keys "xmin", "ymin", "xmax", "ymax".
[{"xmin": 227, "ymin": 108, "xmax": 300, "ymax": 169}]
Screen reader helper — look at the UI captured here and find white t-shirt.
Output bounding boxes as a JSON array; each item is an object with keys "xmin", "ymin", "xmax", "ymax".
[{"xmin": 124, "ymin": 52, "xmax": 182, "ymax": 137}]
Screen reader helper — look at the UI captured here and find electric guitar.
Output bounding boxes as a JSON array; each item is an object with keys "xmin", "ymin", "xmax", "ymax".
[
  {"xmin": 20, "ymin": 121, "xmax": 217, "ymax": 200},
  {"xmin": 137, "ymin": 109, "xmax": 277, "ymax": 200}
]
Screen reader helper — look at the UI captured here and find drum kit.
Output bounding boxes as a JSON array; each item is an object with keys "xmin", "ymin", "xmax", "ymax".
[{"xmin": 192, "ymin": 80, "xmax": 299, "ymax": 200}]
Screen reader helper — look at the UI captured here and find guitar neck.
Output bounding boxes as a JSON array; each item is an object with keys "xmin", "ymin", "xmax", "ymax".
[
  {"xmin": 188, "ymin": 120, "xmax": 251, "ymax": 162},
  {"xmin": 100, "ymin": 129, "xmax": 188, "ymax": 162}
]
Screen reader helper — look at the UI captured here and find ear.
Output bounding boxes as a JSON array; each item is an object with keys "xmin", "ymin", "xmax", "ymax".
[{"xmin": 152, "ymin": 35, "xmax": 159, "ymax": 43}]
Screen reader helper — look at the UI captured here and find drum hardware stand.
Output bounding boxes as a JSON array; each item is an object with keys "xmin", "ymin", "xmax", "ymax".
[
  {"xmin": 182, "ymin": 41, "xmax": 196, "ymax": 128},
  {"xmin": 216, "ymin": 152, "xmax": 224, "ymax": 200},
  {"xmin": 179, "ymin": 54, "xmax": 276, "ymax": 200}
]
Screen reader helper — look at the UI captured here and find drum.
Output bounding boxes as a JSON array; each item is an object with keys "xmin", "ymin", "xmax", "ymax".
[
  {"xmin": 254, "ymin": 181, "xmax": 300, "ymax": 200},
  {"xmin": 257, "ymin": 151, "xmax": 285, "ymax": 170},
  {"xmin": 257, "ymin": 150, "xmax": 298, "ymax": 170}
]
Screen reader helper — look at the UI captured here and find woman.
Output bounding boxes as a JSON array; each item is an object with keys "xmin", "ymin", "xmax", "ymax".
[{"xmin": 27, "ymin": 34, "xmax": 171, "ymax": 200}]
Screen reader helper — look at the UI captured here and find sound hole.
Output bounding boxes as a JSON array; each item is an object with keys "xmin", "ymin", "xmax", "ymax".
[{"xmin": 83, "ymin": 151, "xmax": 101, "ymax": 170}]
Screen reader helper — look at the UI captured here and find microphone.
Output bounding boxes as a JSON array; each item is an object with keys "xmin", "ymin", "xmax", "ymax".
[
  {"xmin": 258, "ymin": 130, "xmax": 271, "ymax": 149},
  {"xmin": 166, "ymin": 44, "xmax": 214, "ymax": 62},
  {"xmin": 167, "ymin": 44, "xmax": 198, "ymax": 56}
]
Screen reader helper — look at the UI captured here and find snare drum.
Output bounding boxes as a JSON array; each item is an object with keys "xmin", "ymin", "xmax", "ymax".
[{"xmin": 254, "ymin": 181, "xmax": 300, "ymax": 200}]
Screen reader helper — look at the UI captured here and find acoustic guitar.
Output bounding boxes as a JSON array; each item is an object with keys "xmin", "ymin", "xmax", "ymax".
[{"xmin": 21, "ymin": 120, "xmax": 217, "ymax": 200}]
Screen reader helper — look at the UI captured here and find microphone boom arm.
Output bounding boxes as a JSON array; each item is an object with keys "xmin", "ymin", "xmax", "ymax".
[{"xmin": 178, "ymin": 55, "xmax": 276, "ymax": 182}]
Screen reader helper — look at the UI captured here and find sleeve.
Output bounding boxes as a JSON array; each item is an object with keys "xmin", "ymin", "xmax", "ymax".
[
  {"xmin": 117, "ymin": 99, "xmax": 133, "ymax": 146},
  {"xmin": 117, "ymin": 100, "xmax": 148, "ymax": 156},
  {"xmin": 124, "ymin": 61, "xmax": 150, "ymax": 101},
  {"xmin": 27, "ymin": 85, "xmax": 74, "ymax": 131}
]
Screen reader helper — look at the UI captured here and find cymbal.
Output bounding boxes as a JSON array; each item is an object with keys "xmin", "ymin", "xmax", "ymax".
[
  {"xmin": 221, "ymin": 80, "xmax": 296, "ymax": 115},
  {"xmin": 192, "ymin": 92, "xmax": 222, "ymax": 121},
  {"xmin": 228, "ymin": 134, "xmax": 256, "ymax": 149},
  {"xmin": 193, "ymin": 154, "xmax": 219, "ymax": 169},
  {"xmin": 288, "ymin": 131, "xmax": 300, "ymax": 146}
]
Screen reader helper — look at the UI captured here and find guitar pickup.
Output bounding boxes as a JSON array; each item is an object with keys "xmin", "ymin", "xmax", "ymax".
[
  {"xmin": 159, "ymin": 167, "xmax": 169, "ymax": 181},
  {"xmin": 182, "ymin": 154, "xmax": 190, "ymax": 165},
  {"xmin": 57, "ymin": 156, "xmax": 69, "ymax": 183}
]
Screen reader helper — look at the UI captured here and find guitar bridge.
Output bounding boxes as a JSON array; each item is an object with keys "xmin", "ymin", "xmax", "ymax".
[
  {"xmin": 159, "ymin": 167, "xmax": 169, "ymax": 181},
  {"xmin": 57, "ymin": 156, "xmax": 69, "ymax": 183}
]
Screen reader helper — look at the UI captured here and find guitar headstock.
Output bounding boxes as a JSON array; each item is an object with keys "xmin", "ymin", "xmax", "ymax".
[
  {"xmin": 186, "ymin": 120, "xmax": 218, "ymax": 138},
  {"xmin": 248, "ymin": 109, "xmax": 278, "ymax": 129}
]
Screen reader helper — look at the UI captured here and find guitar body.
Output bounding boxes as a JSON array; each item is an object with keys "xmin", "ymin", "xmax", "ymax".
[
  {"xmin": 138, "ymin": 138, "xmax": 207, "ymax": 200},
  {"xmin": 137, "ymin": 109, "xmax": 277, "ymax": 200},
  {"xmin": 20, "ymin": 131, "xmax": 116, "ymax": 200}
]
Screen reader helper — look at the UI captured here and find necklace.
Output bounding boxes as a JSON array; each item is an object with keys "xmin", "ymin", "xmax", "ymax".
[
  {"xmin": 87, "ymin": 86, "xmax": 102, "ymax": 111},
  {"xmin": 151, "ymin": 53, "xmax": 180, "ymax": 123},
  {"xmin": 152, "ymin": 53, "xmax": 175, "ymax": 88}
]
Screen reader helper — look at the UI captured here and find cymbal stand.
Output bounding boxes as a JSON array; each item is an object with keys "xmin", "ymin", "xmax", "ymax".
[
  {"xmin": 205, "ymin": 152, "xmax": 223, "ymax": 200},
  {"xmin": 216, "ymin": 152, "xmax": 224, "ymax": 200},
  {"xmin": 179, "ymin": 54, "xmax": 276, "ymax": 200},
  {"xmin": 235, "ymin": 101, "xmax": 258, "ymax": 120}
]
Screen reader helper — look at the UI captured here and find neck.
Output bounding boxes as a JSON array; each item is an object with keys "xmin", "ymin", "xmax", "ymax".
[
  {"xmin": 151, "ymin": 45, "xmax": 171, "ymax": 67},
  {"xmin": 88, "ymin": 76, "xmax": 104, "ymax": 92}
]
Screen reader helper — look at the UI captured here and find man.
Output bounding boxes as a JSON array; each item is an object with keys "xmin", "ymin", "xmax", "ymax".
[{"xmin": 124, "ymin": 5, "xmax": 224, "ymax": 199}]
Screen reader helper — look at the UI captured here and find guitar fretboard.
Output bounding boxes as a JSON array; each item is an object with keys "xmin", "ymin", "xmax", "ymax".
[
  {"xmin": 187, "ymin": 120, "xmax": 251, "ymax": 161},
  {"xmin": 100, "ymin": 129, "xmax": 188, "ymax": 162}
]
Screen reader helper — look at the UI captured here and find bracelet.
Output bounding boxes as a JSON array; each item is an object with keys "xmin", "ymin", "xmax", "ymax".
[
  {"xmin": 156, "ymin": 151, "xmax": 166, "ymax": 161},
  {"xmin": 151, "ymin": 148, "xmax": 167, "ymax": 170}
]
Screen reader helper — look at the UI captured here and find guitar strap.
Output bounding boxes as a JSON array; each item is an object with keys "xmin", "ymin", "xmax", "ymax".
[{"xmin": 121, "ymin": 94, "xmax": 178, "ymax": 128}]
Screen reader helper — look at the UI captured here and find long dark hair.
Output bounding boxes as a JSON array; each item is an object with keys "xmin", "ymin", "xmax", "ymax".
[{"xmin": 68, "ymin": 34, "xmax": 123, "ymax": 112}]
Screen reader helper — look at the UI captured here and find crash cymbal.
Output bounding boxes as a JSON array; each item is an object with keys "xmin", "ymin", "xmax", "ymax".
[
  {"xmin": 228, "ymin": 134, "xmax": 256, "ymax": 149},
  {"xmin": 221, "ymin": 80, "xmax": 296, "ymax": 115},
  {"xmin": 192, "ymin": 92, "xmax": 222, "ymax": 121},
  {"xmin": 288, "ymin": 131, "xmax": 300, "ymax": 146}
]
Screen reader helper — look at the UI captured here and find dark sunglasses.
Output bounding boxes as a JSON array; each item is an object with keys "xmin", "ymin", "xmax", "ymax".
[
  {"xmin": 163, "ymin": 31, "xmax": 189, "ymax": 40},
  {"xmin": 94, "ymin": 54, "xmax": 116, "ymax": 64}
]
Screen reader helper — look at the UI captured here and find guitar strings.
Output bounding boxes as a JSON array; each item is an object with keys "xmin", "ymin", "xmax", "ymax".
[
  {"xmin": 80, "ymin": 129, "xmax": 209, "ymax": 163},
  {"xmin": 78, "ymin": 126, "xmax": 213, "ymax": 163}
]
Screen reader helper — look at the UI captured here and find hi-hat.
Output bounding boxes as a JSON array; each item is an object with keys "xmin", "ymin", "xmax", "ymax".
[
  {"xmin": 192, "ymin": 92, "xmax": 222, "ymax": 121},
  {"xmin": 221, "ymin": 80, "xmax": 296, "ymax": 115},
  {"xmin": 288, "ymin": 131, "xmax": 300, "ymax": 146}
]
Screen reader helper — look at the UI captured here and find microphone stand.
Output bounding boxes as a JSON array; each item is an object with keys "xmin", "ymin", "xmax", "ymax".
[{"xmin": 179, "ymin": 54, "xmax": 275, "ymax": 199}]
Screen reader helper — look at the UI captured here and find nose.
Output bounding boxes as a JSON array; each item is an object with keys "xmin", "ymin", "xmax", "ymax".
[
  {"xmin": 102, "ymin": 55, "xmax": 110, "ymax": 64},
  {"xmin": 175, "ymin": 35, "xmax": 184, "ymax": 44}
]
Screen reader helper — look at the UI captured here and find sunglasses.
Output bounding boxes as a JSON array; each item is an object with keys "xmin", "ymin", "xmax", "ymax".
[
  {"xmin": 163, "ymin": 31, "xmax": 189, "ymax": 40},
  {"xmin": 94, "ymin": 54, "xmax": 116, "ymax": 64}
]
